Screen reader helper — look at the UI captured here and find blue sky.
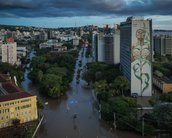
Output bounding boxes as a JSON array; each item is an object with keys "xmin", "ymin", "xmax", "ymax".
[{"xmin": 0, "ymin": 0, "xmax": 172, "ymax": 29}]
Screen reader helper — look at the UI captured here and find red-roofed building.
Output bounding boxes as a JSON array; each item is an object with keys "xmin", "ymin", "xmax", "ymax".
[
  {"xmin": 6, "ymin": 38, "xmax": 14, "ymax": 43},
  {"xmin": 0, "ymin": 74, "xmax": 38, "ymax": 129}
]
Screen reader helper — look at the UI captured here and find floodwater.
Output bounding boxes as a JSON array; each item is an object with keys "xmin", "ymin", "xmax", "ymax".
[{"xmin": 22, "ymin": 48, "xmax": 152, "ymax": 138}]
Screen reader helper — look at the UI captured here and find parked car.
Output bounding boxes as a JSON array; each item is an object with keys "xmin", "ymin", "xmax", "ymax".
[{"xmin": 131, "ymin": 93, "xmax": 138, "ymax": 98}]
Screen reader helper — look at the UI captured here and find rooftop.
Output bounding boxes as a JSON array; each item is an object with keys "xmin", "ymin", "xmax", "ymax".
[
  {"xmin": 6, "ymin": 37, "xmax": 14, "ymax": 43},
  {"xmin": 153, "ymin": 74, "xmax": 172, "ymax": 84},
  {"xmin": 0, "ymin": 74, "xmax": 34, "ymax": 102},
  {"xmin": 0, "ymin": 92, "xmax": 33, "ymax": 102}
]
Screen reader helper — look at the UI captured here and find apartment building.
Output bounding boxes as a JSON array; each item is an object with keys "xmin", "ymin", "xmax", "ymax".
[
  {"xmin": 154, "ymin": 36, "xmax": 172, "ymax": 56},
  {"xmin": 0, "ymin": 38, "xmax": 17, "ymax": 65},
  {"xmin": 92, "ymin": 29, "xmax": 120, "ymax": 64}
]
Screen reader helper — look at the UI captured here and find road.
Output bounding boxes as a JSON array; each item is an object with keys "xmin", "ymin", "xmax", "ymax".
[{"xmin": 22, "ymin": 48, "xmax": 149, "ymax": 138}]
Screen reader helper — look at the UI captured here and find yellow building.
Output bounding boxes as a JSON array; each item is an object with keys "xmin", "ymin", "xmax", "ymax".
[
  {"xmin": 0, "ymin": 74, "xmax": 38, "ymax": 129},
  {"xmin": 153, "ymin": 75, "xmax": 172, "ymax": 93}
]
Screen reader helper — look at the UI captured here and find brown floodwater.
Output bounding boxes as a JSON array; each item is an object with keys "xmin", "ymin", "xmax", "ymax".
[{"xmin": 22, "ymin": 48, "xmax": 155, "ymax": 138}]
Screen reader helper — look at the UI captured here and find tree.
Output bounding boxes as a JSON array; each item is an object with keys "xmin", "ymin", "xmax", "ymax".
[
  {"xmin": 109, "ymin": 96, "xmax": 137, "ymax": 116},
  {"xmin": 40, "ymin": 74, "xmax": 63, "ymax": 98},
  {"xmin": 46, "ymin": 67, "xmax": 67, "ymax": 76},
  {"xmin": 29, "ymin": 69, "xmax": 40, "ymax": 83},
  {"xmin": 48, "ymin": 85, "xmax": 61, "ymax": 98},
  {"xmin": 112, "ymin": 76, "xmax": 129, "ymax": 95},
  {"xmin": 82, "ymin": 70, "xmax": 92, "ymax": 85},
  {"xmin": 94, "ymin": 80, "xmax": 110, "ymax": 102},
  {"xmin": 37, "ymin": 98, "xmax": 44, "ymax": 110},
  {"xmin": 159, "ymin": 93, "xmax": 172, "ymax": 102},
  {"xmin": 31, "ymin": 56, "xmax": 46, "ymax": 69},
  {"xmin": 0, "ymin": 63, "xmax": 23, "ymax": 84},
  {"xmin": 153, "ymin": 104, "xmax": 172, "ymax": 130},
  {"xmin": 93, "ymin": 80, "xmax": 109, "ymax": 93},
  {"xmin": 37, "ymin": 70, "xmax": 43, "ymax": 82}
]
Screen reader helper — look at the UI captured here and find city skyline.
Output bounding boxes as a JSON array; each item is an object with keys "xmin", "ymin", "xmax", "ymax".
[{"xmin": 0, "ymin": 0, "xmax": 172, "ymax": 29}]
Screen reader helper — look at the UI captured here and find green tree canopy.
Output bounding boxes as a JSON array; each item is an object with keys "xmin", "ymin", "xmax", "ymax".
[{"xmin": 112, "ymin": 76, "xmax": 129, "ymax": 95}]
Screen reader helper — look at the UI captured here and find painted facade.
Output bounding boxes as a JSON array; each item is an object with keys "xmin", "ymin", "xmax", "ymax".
[
  {"xmin": 120, "ymin": 17, "xmax": 152, "ymax": 96},
  {"xmin": 131, "ymin": 20, "xmax": 152, "ymax": 96}
]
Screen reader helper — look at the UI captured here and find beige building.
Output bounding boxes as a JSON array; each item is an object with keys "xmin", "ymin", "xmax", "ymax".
[
  {"xmin": 0, "ymin": 38, "xmax": 17, "ymax": 65},
  {"xmin": 153, "ymin": 75, "xmax": 172, "ymax": 93},
  {"xmin": 0, "ymin": 74, "xmax": 38, "ymax": 129}
]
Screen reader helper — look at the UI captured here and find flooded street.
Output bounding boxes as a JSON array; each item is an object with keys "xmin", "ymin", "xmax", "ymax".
[{"xmin": 22, "ymin": 48, "xmax": 150, "ymax": 138}]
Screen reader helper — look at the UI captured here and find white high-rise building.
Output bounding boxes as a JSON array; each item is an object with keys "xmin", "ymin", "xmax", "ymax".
[
  {"xmin": 73, "ymin": 36, "xmax": 80, "ymax": 46},
  {"xmin": 97, "ymin": 33, "xmax": 105, "ymax": 62},
  {"xmin": 0, "ymin": 38, "xmax": 17, "ymax": 65},
  {"xmin": 120, "ymin": 16, "xmax": 152, "ymax": 96},
  {"xmin": 92, "ymin": 29, "xmax": 120, "ymax": 64},
  {"xmin": 92, "ymin": 31, "xmax": 98, "ymax": 61}
]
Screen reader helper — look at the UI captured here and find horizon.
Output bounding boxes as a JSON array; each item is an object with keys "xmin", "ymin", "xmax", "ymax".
[{"xmin": 0, "ymin": 0, "xmax": 172, "ymax": 29}]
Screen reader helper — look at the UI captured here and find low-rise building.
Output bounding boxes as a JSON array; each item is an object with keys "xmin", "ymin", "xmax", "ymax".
[
  {"xmin": 153, "ymin": 75, "xmax": 172, "ymax": 93},
  {"xmin": 0, "ymin": 74, "xmax": 38, "ymax": 129},
  {"xmin": 52, "ymin": 44, "xmax": 67, "ymax": 53},
  {"xmin": 39, "ymin": 40, "xmax": 67, "ymax": 53},
  {"xmin": 39, "ymin": 39, "xmax": 59, "ymax": 49},
  {"xmin": 17, "ymin": 46, "xmax": 27, "ymax": 58}
]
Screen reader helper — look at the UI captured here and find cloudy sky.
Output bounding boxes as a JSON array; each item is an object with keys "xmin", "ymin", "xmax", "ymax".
[{"xmin": 0, "ymin": 0, "xmax": 172, "ymax": 29}]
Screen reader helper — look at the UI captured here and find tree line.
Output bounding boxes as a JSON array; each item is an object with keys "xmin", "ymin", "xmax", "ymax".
[{"xmin": 29, "ymin": 50, "xmax": 78, "ymax": 98}]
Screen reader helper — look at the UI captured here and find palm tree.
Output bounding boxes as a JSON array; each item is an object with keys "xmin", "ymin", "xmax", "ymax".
[
  {"xmin": 113, "ymin": 76, "xmax": 129, "ymax": 95},
  {"xmin": 93, "ymin": 80, "xmax": 109, "ymax": 93}
]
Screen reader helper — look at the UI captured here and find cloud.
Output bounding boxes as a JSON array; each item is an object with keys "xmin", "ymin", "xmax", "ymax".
[{"xmin": 0, "ymin": 0, "xmax": 172, "ymax": 17}]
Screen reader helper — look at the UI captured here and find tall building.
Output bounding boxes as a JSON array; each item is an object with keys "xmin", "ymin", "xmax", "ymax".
[
  {"xmin": 39, "ymin": 31, "xmax": 48, "ymax": 41},
  {"xmin": 104, "ymin": 34, "xmax": 114, "ymax": 64},
  {"xmin": 0, "ymin": 74, "xmax": 38, "ymax": 129},
  {"xmin": 73, "ymin": 35, "xmax": 80, "ymax": 46},
  {"xmin": 120, "ymin": 16, "xmax": 152, "ymax": 96},
  {"xmin": 92, "ymin": 31, "xmax": 98, "ymax": 62},
  {"xmin": 0, "ymin": 38, "xmax": 17, "ymax": 65},
  {"xmin": 92, "ymin": 29, "xmax": 120, "ymax": 64},
  {"xmin": 97, "ymin": 33, "xmax": 105, "ymax": 62},
  {"xmin": 154, "ymin": 36, "xmax": 172, "ymax": 56}
]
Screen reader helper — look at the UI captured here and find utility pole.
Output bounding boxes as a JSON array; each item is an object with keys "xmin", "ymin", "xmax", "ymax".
[
  {"xmin": 99, "ymin": 104, "xmax": 101, "ymax": 120},
  {"xmin": 113, "ymin": 112, "xmax": 117, "ymax": 129},
  {"xmin": 142, "ymin": 117, "xmax": 144, "ymax": 136}
]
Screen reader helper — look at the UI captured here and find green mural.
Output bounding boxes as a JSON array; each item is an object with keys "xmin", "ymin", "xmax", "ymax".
[{"xmin": 132, "ymin": 23, "xmax": 151, "ymax": 95}]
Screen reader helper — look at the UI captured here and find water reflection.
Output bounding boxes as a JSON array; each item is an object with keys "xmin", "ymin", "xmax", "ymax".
[{"xmin": 21, "ymin": 48, "xmax": 152, "ymax": 138}]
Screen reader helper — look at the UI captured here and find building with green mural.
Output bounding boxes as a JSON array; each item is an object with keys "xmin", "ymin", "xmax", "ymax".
[{"xmin": 120, "ymin": 16, "xmax": 152, "ymax": 96}]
